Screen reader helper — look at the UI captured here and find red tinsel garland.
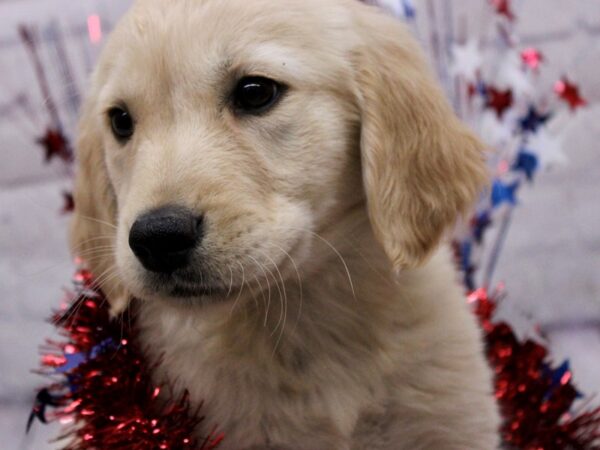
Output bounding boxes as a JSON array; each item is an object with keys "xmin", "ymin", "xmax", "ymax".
[
  {"xmin": 32, "ymin": 269, "xmax": 600, "ymax": 449},
  {"xmin": 31, "ymin": 268, "xmax": 224, "ymax": 450},
  {"xmin": 471, "ymin": 288, "xmax": 600, "ymax": 449}
]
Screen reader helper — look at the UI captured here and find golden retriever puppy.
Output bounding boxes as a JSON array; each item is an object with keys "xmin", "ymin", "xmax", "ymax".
[{"xmin": 71, "ymin": 0, "xmax": 500, "ymax": 448}]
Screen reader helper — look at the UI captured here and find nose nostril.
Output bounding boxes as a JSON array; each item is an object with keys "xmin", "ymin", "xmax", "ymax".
[
  {"xmin": 128, "ymin": 206, "xmax": 203, "ymax": 273},
  {"xmin": 196, "ymin": 216, "xmax": 204, "ymax": 234}
]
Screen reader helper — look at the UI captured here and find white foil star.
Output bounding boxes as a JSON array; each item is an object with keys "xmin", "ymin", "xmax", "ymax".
[
  {"xmin": 526, "ymin": 128, "xmax": 567, "ymax": 169},
  {"xmin": 495, "ymin": 52, "xmax": 534, "ymax": 96},
  {"xmin": 450, "ymin": 40, "xmax": 483, "ymax": 82}
]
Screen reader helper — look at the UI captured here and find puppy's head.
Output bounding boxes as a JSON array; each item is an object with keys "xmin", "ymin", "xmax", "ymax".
[{"xmin": 71, "ymin": 0, "xmax": 486, "ymax": 310}]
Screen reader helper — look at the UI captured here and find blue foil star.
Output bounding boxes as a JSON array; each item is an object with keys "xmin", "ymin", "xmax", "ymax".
[
  {"xmin": 519, "ymin": 106, "xmax": 551, "ymax": 133},
  {"xmin": 402, "ymin": 0, "xmax": 416, "ymax": 19},
  {"xmin": 491, "ymin": 179, "xmax": 519, "ymax": 208},
  {"xmin": 472, "ymin": 211, "xmax": 492, "ymax": 243},
  {"xmin": 542, "ymin": 360, "xmax": 582, "ymax": 400},
  {"xmin": 512, "ymin": 150, "xmax": 539, "ymax": 181},
  {"xmin": 458, "ymin": 241, "xmax": 476, "ymax": 291}
]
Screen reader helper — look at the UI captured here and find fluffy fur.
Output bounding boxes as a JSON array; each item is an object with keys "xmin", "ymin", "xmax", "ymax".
[{"xmin": 71, "ymin": 0, "xmax": 500, "ymax": 448}]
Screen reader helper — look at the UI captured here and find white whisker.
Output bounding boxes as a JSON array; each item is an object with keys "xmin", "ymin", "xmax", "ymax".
[
  {"xmin": 257, "ymin": 251, "xmax": 288, "ymax": 354},
  {"xmin": 74, "ymin": 214, "xmax": 118, "ymax": 230},
  {"xmin": 229, "ymin": 261, "xmax": 246, "ymax": 317},
  {"xmin": 246, "ymin": 254, "xmax": 273, "ymax": 327},
  {"xmin": 226, "ymin": 265, "xmax": 234, "ymax": 298},
  {"xmin": 269, "ymin": 243, "xmax": 303, "ymax": 332},
  {"xmin": 279, "ymin": 226, "xmax": 356, "ymax": 300}
]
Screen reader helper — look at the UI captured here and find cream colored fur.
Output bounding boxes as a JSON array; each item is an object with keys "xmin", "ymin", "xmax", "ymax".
[{"xmin": 71, "ymin": 0, "xmax": 500, "ymax": 448}]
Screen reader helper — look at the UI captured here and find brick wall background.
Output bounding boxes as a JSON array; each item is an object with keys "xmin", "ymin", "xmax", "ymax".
[{"xmin": 1, "ymin": 0, "xmax": 598, "ymax": 448}]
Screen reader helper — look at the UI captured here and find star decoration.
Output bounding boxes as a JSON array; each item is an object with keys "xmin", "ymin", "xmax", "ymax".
[
  {"xmin": 527, "ymin": 129, "xmax": 567, "ymax": 169},
  {"xmin": 62, "ymin": 191, "xmax": 75, "ymax": 214},
  {"xmin": 37, "ymin": 128, "xmax": 72, "ymax": 162},
  {"xmin": 519, "ymin": 106, "xmax": 552, "ymax": 133},
  {"xmin": 491, "ymin": 179, "xmax": 519, "ymax": 208},
  {"xmin": 450, "ymin": 40, "xmax": 482, "ymax": 82},
  {"xmin": 401, "ymin": 0, "xmax": 416, "ymax": 19},
  {"xmin": 554, "ymin": 77, "xmax": 587, "ymax": 110},
  {"xmin": 471, "ymin": 211, "xmax": 492, "ymax": 244},
  {"xmin": 490, "ymin": 0, "xmax": 515, "ymax": 21},
  {"xmin": 467, "ymin": 83, "xmax": 477, "ymax": 99},
  {"xmin": 512, "ymin": 150, "xmax": 539, "ymax": 181},
  {"xmin": 521, "ymin": 48, "xmax": 543, "ymax": 70},
  {"xmin": 454, "ymin": 240, "xmax": 476, "ymax": 291},
  {"xmin": 548, "ymin": 361, "xmax": 576, "ymax": 393},
  {"xmin": 375, "ymin": 0, "xmax": 415, "ymax": 19},
  {"xmin": 485, "ymin": 87, "xmax": 513, "ymax": 118}
]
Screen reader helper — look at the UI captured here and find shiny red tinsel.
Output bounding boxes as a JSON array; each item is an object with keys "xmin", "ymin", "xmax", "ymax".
[
  {"xmin": 33, "ymin": 270, "xmax": 600, "ymax": 449},
  {"xmin": 471, "ymin": 288, "xmax": 600, "ymax": 449},
  {"xmin": 33, "ymin": 268, "xmax": 223, "ymax": 450}
]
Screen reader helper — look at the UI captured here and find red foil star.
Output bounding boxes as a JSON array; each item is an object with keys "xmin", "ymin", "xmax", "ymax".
[
  {"xmin": 486, "ymin": 87, "xmax": 513, "ymax": 118},
  {"xmin": 61, "ymin": 191, "xmax": 75, "ymax": 214},
  {"xmin": 521, "ymin": 48, "xmax": 543, "ymax": 70},
  {"xmin": 467, "ymin": 83, "xmax": 477, "ymax": 100},
  {"xmin": 555, "ymin": 77, "xmax": 587, "ymax": 110},
  {"xmin": 490, "ymin": 0, "xmax": 515, "ymax": 20},
  {"xmin": 37, "ymin": 128, "xmax": 73, "ymax": 162}
]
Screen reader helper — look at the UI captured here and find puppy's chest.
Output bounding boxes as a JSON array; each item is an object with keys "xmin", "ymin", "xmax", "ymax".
[{"xmin": 136, "ymin": 306, "xmax": 389, "ymax": 449}]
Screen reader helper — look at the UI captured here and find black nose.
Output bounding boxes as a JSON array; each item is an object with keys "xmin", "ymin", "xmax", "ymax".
[{"xmin": 128, "ymin": 206, "xmax": 203, "ymax": 273}]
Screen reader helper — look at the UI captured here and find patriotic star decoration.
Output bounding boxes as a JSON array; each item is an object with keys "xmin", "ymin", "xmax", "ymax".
[
  {"xmin": 519, "ymin": 106, "xmax": 552, "ymax": 134},
  {"xmin": 546, "ymin": 361, "xmax": 579, "ymax": 396},
  {"xmin": 521, "ymin": 48, "xmax": 543, "ymax": 70},
  {"xmin": 471, "ymin": 211, "xmax": 493, "ymax": 244},
  {"xmin": 37, "ymin": 128, "xmax": 72, "ymax": 162},
  {"xmin": 554, "ymin": 77, "xmax": 587, "ymax": 110},
  {"xmin": 485, "ymin": 87, "xmax": 513, "ymax": 118},
  {"xmin": 512, "ymin": 149, "xmax": 539, "ymax": 181},
  {"xmin": 490, "ymin": 0, "xmax": 515, "ymax": 20},
  {"xmin": 455, "ymin": 240, "xmax": 476, "ymax": 291},
  {"xmin": 377, "ymin": 0, "xmax": 415, "ymax": 19},
  {"xmin": 450, "ymin": 40, "xmax": 482, "ymax": 82},
  {"xmin": 62, "ymin": 191, "xmax": 75, "ymax": 214},
  {"xmin": 491, "ymin": 179, "xmax": 520, "ymax": 208},
  {"xmin": 401, "ymin": 0, "xmax": 416, "ymax": 19},
  {"xmin": 526, "ymin": 129, "xmax": 567, "ymax": 169}
]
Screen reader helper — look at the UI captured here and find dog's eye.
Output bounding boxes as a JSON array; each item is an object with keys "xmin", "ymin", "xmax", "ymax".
[
  {"xmin": 233, "ymin": 76, "xmax": 282, "ymax": 114},
  {"xmin": 108, "ymin": 107, "xmax": 135, "ymax": 141}
]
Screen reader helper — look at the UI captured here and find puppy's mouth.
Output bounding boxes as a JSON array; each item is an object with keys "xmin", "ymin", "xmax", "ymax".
[
  {"xmin": 137, "ymin": 269, "xmax": 235, "ymax": 302},
  {"xmin": 168, "ymin": 282, "xmax": 228, "ymax": 298}
]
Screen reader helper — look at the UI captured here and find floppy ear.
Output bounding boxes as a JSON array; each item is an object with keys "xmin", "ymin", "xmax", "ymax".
[
  {"xmin": 353, "ymin": 7, "xmax": 488, "ymax": 270},
  {"xmin": 70, "ymin": 99, "xmax": 129, "ymax": 314}
]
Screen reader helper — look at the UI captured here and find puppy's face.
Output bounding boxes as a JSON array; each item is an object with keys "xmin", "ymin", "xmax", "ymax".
[
  {"xmin": 72, "ymin": 0, "xmax": 487, "ymax": 308},
  {"xmin": 88, "ymin": 0, "xmax": 361, "ymax": 303}
]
